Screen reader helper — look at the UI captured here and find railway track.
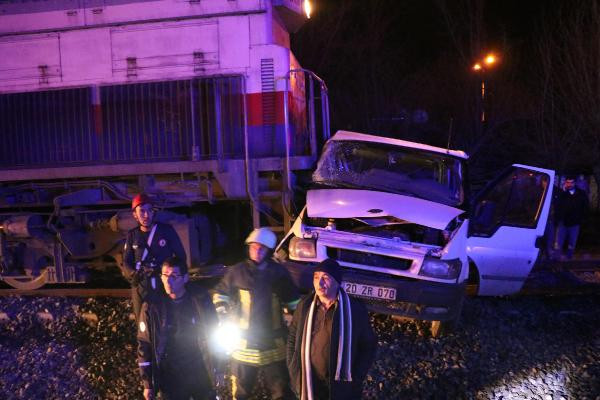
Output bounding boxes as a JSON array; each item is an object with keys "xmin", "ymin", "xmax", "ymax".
[
  {"xmin": 0, "ymin": 288, "xmax": 130, "ymax": 297},
  {"xmin": 0, "ymin": 260, "xmax": 598, "ymax": 298},
  {"xmin": 514, "ymin": 259, "xmax": 600, "ymax": 296},
  {"xmin": 1, "ymin": 266, "xmax": 596, "ymax": 308}
]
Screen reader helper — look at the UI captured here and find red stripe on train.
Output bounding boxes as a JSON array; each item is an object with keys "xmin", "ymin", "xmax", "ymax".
[{"xmin": 246, "ymin": 92, "xmax": 290, "ymax": 127}]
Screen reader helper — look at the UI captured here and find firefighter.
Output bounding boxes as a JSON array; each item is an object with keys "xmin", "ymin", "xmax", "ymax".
[
  {"xmin": 137, "ymin": 256, "xmax": 219, "ymax": 400},
  {"xmin": 212, "ymin": 227, "xmax": 299, "ymax": 400},
  {"xmin": 123, "ymin": 193, "xmax": 187, "ymax": 321}
]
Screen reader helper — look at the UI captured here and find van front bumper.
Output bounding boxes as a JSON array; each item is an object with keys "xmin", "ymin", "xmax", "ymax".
[{"xmin": 284, "ymin": 260, "xmax": 465, "ymax": 322}]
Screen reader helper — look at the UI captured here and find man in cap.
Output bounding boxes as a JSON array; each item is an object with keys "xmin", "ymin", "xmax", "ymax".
[
  {"xmin": 123, "ymin": 193, "xmax": 187, "ymax": 320},
  {"xmin": 287, "ymin": 259, "xmax": 376, "ymax": 400},
  {"xmin": 137, "ymin": 256, "xmax": 219, "ymax": 400},
  {"xmin": 212, "ymin": 227, "xmax": 299, "ymax": 399}
]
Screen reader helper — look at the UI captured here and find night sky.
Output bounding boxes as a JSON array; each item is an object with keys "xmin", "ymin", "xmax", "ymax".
[{"xmin": 291, "ymin": 0, "xmax": 593, "ymax": 178}]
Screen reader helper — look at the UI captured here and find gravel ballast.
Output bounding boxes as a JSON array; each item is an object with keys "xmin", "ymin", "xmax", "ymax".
[{"xmin": 0, "ymin": 294, "xmax": 598, "ymax": 399}]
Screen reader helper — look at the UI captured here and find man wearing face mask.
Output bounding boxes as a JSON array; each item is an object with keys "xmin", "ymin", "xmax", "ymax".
[
  {"xmin": 287, "ymin": 259, "xmax": 376, "ymax": 400},
  {"xmin": 212, "ymin": 227, "xmax": 299, "ymax": 400},
  {"xmin": 123, "ymin": 193, "xmax": 187, "ymax": 321}
]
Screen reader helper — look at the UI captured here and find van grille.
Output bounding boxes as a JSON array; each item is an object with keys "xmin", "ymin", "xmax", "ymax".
[{"xmin": 326, "ymin": 247, "xmax": 412, "ymax": 270}]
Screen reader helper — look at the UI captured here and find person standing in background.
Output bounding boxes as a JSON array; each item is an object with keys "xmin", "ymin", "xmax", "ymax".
[{"xmin": 553, "ymin": 176, "xmax": 589, "ymax": 260}]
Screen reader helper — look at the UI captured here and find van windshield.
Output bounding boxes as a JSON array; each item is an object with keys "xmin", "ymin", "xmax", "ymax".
[{"xmin": 312, "ymin": 140, "xmax": 465, "ymax": 207}]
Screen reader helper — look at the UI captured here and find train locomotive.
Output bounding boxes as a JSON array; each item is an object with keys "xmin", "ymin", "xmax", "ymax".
[{"xmin": 0, "ymin": 0, "xmax": 329, "ymax": 289}]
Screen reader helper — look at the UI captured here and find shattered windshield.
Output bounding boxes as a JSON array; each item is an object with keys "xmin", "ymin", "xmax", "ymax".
[{"xmin": 312, "ymin": 140, "xmax": 465, "ymax": 207}]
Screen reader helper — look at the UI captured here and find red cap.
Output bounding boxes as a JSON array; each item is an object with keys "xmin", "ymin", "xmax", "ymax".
[{"xmin": 131, "ymin": 193, "xmax": 152, "ymax": 210}]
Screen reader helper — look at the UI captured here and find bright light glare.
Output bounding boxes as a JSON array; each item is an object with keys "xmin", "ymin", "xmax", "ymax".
[
  {"xmin": 472, "ymin": 63, "xmax": 482, "ymax": 71},
  {"xmin": 304, "ymin": 0, "xmax": 312, "ymax": 19},
  {"xmin": 484, "ymin": 54, "xmax": 497, "ymax": 65},
  {"xmin": 212, "ymin": 322, "xmax": 241, "ymax": 354}
]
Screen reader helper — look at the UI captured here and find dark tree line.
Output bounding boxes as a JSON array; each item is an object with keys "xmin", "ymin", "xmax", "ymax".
[{"xmin": 292, "ymin": 0, "xmax": 600, "ymax": 185}]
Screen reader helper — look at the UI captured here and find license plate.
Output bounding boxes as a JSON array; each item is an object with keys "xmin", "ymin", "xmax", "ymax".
[{"xmin": 342, "ymin": 281, "xmax": 396, "ymax": 300}]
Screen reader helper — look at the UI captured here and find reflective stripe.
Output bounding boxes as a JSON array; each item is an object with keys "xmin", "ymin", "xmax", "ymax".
[
  {"xmin": 212, "ymin": 293, "xmax": 230, "ymax": 304},
  {"xmin": 231, "ymin": 338, "xmax": 286, "ymax": 365},
  {"xmin": 231, "ymin": 349, "xmax": 286, "ymax": 365},
  {"xmin": 231, "ymin": 375, "xmax": 238, "ymax": 398},
  {"xmin": 239, "ymin": 289, "xmax": 251, "ymax": 330},
  {"xmin": 138, "ymin": 362, "xmax": 151, "ymax": 367},
  {"xmin": 141, "ymin": 224, "xmax": 157, "ymax": 264}
]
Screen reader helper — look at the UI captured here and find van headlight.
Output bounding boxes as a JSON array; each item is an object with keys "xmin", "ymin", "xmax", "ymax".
[
  {"xmin": 289, "ymin": 237, "xmax": 316, "ymax": 259},
  {"xmin": 419, "ymin": 257, "xmax": 461, "ymax": 280}
]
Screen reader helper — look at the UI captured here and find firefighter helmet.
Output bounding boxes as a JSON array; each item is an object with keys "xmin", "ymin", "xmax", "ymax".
[
  {"xmin": 131, "ymin": 193, "xmax": 152, "ymax": 210},
  {"xmin": 244, "ymin": 227, "xmax": 277, "ymax": 250}
]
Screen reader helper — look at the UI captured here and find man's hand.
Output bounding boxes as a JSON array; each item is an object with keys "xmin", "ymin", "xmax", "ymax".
[
  {"xmin": 215, "ymin": 304, "xmax": 229, "ymax": 323},
  {"xmin": 142, "ymin": 265, "xmax": 155, "ymax": 277},
  {"xmin": 143, "ymin": 388, "xmax": 154, "ymax": 400},
  {"xmin": 131, "ymin": 269, "xmax": 145, "ymax": 286},
  {"xmin": 132, "ymin": 265, "xmax": 155, "ymax": 285}
]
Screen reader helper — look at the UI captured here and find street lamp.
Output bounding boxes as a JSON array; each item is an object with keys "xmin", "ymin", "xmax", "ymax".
[
  {"xmin": 472, "ymin": 53, "xmax": 499, "ymax": 123},
  {"xmin": 484, "ymin": 54, "xmax": 497, "ymax": 65}
]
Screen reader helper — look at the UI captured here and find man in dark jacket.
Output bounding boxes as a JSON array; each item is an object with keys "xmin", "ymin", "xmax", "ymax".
[
  {"xmin": 553, "ymin": 176, "xmax": 589, "ymax": 259},
  {"xmin": 137, "ymin": 256, "xmax": 218, "ymax": 400},
  {"xmin": 287, "ymin": 259, "xmax": 376, "ymax": 400},
  {"xmin": 123, "ymin": 193, "xmax": 187, "ymax": 321},
  {"xmin": 212, "ymin": 227, "xmax": 299, "ymax": 400}
]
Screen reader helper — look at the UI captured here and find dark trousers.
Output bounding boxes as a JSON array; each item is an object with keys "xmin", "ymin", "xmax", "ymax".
[
  {"xmin": 160, "ymin": 381, "xmax": 214, "ymax": 400},
  {"xmin": 554, "ymin": 223, "xmax": 580, "ymax": 259},
  {"xmin": 230, "ymin": 360, "xmax": 294, "ymax": 400},
  {"xmin": 159, "ymin": 367, "xmax": 214, "ymax": 400},
  {"xmin": 312, "ymin": 374, "xmax": 330, "ymax": 400}
]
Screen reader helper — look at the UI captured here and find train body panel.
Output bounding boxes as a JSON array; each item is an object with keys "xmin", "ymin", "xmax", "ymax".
[{"xmin": 0, "ymin": 0, "xmax": 327, "ymax": 288}]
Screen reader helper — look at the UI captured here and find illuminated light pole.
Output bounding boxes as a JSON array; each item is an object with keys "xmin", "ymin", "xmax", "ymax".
[{"xmin": 472, "ymin": 53, "xmax": 499, "ymax": 123}]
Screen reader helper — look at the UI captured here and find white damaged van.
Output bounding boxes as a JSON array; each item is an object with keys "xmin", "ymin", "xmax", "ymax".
[{"xmin": 277, "ymin": 130, "xmax": 554, "ymax": 335}]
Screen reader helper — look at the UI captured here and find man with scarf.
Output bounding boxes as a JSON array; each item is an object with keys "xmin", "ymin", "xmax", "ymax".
[
  {"xmin": 212, "ymin": 227, "xmax": 299, "ymax": 399},
  {"xmin": 287, "ymin": 259, "xmax": 376, "ymax": 400}
]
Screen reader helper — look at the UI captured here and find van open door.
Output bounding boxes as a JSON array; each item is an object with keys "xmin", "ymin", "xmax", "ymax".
[{"xmin": 466, "ymin": 165, "xmax": 555, "ymax": 296}]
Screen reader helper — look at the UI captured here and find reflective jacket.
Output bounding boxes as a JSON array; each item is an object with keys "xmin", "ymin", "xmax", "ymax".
[
  {"xmin": 213, "ymin": 258, "xmax": 300, "ymax": 365},
  {"xmin": 137, "ymin": 289, "xmax": 219, "ymax": 391}
]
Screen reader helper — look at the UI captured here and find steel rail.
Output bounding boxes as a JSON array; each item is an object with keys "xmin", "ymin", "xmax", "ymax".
[{"xmin": 0, "ymin": 288, "xmax": 130, "ymax": 297}]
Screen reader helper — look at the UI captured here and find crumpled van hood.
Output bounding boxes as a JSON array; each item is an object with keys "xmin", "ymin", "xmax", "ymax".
[{"xmin": 306, "ymin": 189, "xmax": 463, "ymax": 230}]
